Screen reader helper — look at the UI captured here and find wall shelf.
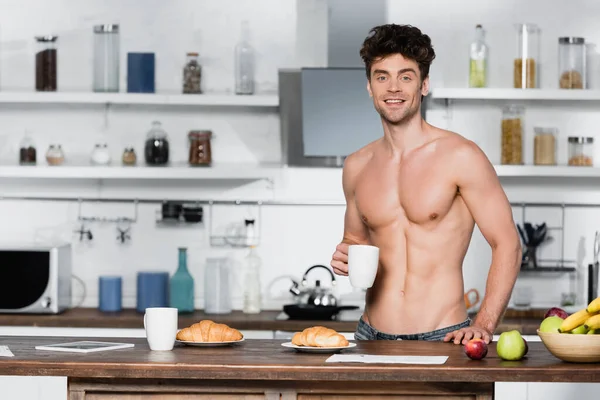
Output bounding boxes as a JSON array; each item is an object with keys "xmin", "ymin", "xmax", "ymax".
[
  {"xmin": 494, "ymin": 165, "xmax": 600, "ymax": 178},
  {"xmin": 0, "ymin": 92, "xmax": 279, "ymax": 107},
  {"xmin": 0, "ymin": 163, "xmax": 279, "ymax": 181},
  {"xmin": 430, "ymin": 88, "xmax": 600, "ymax": 101}
]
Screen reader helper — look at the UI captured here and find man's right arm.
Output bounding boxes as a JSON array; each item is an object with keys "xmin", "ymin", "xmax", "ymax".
[{"xmin": 331, "ymin": 155, "xmax": 370, "ymax": 276}]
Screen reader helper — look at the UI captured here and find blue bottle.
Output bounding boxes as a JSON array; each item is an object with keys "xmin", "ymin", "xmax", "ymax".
[{"xmin": 169, "ymin": 247, "xmax": 195, "ymax": 313}]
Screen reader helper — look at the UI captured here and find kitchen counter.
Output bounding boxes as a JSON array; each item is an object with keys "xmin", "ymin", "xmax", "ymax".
[
  {"xmin": 0, "ymin": 307, "xmax": 548, "ymax": 334},
  {"xmin": 1, "ymin": 336, "xmax": 598, "ymax": 400}
]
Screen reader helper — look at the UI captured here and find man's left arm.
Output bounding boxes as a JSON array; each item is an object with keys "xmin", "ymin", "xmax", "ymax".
[{"xmin": 445, "ymin": 140, "xmax": 522, "ymax": 344}]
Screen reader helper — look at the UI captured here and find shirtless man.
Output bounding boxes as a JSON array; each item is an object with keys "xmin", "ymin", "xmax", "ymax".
[{"xmin": 330, "ymin": 24, "xmax": 522, "ymax": 345}]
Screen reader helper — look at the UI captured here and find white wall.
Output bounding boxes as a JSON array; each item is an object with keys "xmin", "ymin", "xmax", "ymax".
[{"xmin": 0, "ymin": 0, "xmax": 596, "ymax": 314}]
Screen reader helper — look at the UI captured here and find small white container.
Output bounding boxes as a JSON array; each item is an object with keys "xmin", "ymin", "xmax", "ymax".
[{"xmin": 91, "ymin": 143, "xmax": 111, "ymax": 165}]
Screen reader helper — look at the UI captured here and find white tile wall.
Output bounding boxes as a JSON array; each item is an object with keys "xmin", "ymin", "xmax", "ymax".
[{"xmin": 0, "ymin": 0, "xmax": 596, "ymax": 316}]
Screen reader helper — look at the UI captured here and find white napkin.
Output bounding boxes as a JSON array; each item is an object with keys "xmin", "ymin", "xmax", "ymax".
[
  {"xmin": 0, "ymin": 345, "xmax": 14, "ymax": 357},
  {"xmin": 326, "ymin": 354, "xmax": 448, "ymax": 364}
]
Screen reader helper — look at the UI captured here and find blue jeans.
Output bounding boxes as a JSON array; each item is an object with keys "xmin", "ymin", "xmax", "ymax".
[{"xmin": 355, "ymin": 316, "xmax": 471, "ymax": 341}]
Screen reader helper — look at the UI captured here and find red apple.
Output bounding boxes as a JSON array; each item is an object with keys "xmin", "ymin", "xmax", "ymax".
[
  {"xmin": 544, "ymin": 307, "xmax": 569, "ymax": 320},
  {"xmin": 464, "ymin": 338, "xmax": 488, "ymax": 360},
  {"xmin": 523, "ymin": 338, "xmax": 528, "ymax": 356}
]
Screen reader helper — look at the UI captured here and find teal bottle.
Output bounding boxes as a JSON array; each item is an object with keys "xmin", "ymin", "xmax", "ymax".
[{"xmin": 169, "ymin": 247, "xmax": 195, "ymax": 313}]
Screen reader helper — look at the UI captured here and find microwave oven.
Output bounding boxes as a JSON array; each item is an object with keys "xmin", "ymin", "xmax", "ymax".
[{"xmin": 0, "ymin": 242, "xmax": 72, "ymax": 314}]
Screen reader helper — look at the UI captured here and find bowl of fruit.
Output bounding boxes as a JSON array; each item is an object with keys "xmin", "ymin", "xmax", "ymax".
[{"xmin": 537, "ymin": 298, "xmax": 600, "ymax": 363}]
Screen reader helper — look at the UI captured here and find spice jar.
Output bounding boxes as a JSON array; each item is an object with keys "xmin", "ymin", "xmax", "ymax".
[
  {"xmin": 122, "ymin": 147, "xmax": 137, "ymax": 165},
  {"xmin": 514, "ymin": 24, "xmax": 539, "ymax": 88},
  {"xmin": 188, "ymin": 130, "xmax": 212, "ymax": 166},
  {"xmin": 144, "ymin": 121, "xmax": 169, "ymax": 165},
  {"xmin": 182, "ymin": 52, "xmax": 202, "ymax": 94},
  {"xmin": 568, "ymin": 137, "xmax": 594, "ymax": 166},
  {"xmin": 19, "ymin": 135, "xmax": 36, "ymax": 165},
  {"xmin": 533, "ymin": 127, "xmax": 557, "ymax": 165},
  {"xmin": 35, "ymin": 35, "xmax": 58, "ymax": 91},
  {"xmin": 91, "ymin": 143, "xmax": 111, "ymax": 165},
  {"xmin": 501, "ymin": 105, "xmax": 524, "ymax": 165},
  {"xmin": 558, "ymin": 37, "xmax": 586, "ymax": 89},
  {"xmin": 46, "ymin": 145, "xmax": 64, "ymax": 166}
]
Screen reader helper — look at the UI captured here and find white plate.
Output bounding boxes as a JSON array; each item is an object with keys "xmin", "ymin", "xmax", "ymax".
[
  {"xmin": 176, "ymin": 338, "xmax": 245, "ymax": 347},
  {"xmin": 281, "ymin": 341, "xmax": 357, "ymax": 353}
]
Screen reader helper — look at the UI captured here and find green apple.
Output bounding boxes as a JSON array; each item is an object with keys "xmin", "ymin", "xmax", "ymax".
[
  {"xmin": 571, "ymin": 324, "xmax": 588, "ymax": 334},
  {"xmin": 588, "ymin": 329, "xmax": 598, "ymax": 334},
  {"xmin": 497, "ymin": 330, "xmax": 527, "ymax": 361},
  {"xmin": 539, "ymin": 316, "xmax": 564, "ymax": 333}
]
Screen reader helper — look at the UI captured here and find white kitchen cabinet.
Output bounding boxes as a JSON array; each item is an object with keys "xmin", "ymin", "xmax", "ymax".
[
  {"xmin": 527, "ymin": 383, "xmax": 600, "ymax": 399},
  {"xmin": 495, "ymin": 383, "xmax": 528, "ymax": 400},
  {"xmin": 0, "ymin": 376, "xmax": 66, "ymax": 400}
]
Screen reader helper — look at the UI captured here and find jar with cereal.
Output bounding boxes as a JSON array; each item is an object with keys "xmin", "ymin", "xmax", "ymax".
[
  {"xmin": 514, "ymin": 24, "xmax": 539, "ymax": 89},
  {"xmin": 568, "ymin": 137, "xmax": 593, "ymax": 166},
  {"xmin": 501, "ymin": 105, "xmax": 524, "ymax": 165}
]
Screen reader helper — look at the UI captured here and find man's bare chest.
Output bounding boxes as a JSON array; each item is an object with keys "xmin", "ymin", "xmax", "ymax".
[{"xmin": 354, "ymin": 160, "xmax": 458, "ymax": 228}]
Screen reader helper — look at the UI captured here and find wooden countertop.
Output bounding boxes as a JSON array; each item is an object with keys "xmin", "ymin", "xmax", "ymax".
[
  {"xmin": 0, "ymin": 336, "xmax": 598, "ymax": 383},
  {"xmin": 0, "ymin": 307, "xmax": 548, "ymax": 334}
]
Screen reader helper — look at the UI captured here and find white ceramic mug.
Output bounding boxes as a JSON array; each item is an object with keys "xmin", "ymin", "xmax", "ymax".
[
  {"xmin": 348, "ymin": 245, "xmax": 380, "ymax": 289},
  {"xmin": 144, "ymin": 307, "xmax": 178, "ymax": 351}
]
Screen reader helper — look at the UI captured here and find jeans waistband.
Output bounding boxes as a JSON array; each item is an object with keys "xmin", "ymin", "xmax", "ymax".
[{"xmin": 356, "ymin": 315, "xmax": 471, "ymax": 341}]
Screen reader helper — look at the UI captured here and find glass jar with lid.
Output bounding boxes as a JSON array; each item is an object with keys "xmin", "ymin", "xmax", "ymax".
[
  {"xmin": 533, "ymin": 127, "xmax": 557, "ymax": 165},
  {"xmin": 501, "ymin": 105, "xmax": 524, "ymax": 165},
  {"xmin": 514, "ymin": 24, "xmax": 539, "ymax": 88},
  {"xmin": 559, "ymin": 37, "xmax": 586, "ymax": 89},
  {"xmin": 144, "ymin": 121, "xmax": 169, "ymax": 165},
  {"xmin": 46, "ymin": 144, "xmax": 64, "ymax": 166},
  {"xmin": 93, "ymin": 24, "xmax": 120, "ymax": 92},
  {"xmin": 35, "ymin": 35, "xmax": 58, "ymax": 91},
  {"xmin": 568, "ymin": 137, "xmax": 594, "ymax": 166},
  {"xmin": 188, "ymin": 130, "xmax": 212, "ymax": 166},
  {"xmin": 182, "ymin": 52, "xmax": 202, "ymax": 94},
  {"xmin": 19, "ymin": 134, "xmax": 36, "ymax": 165}
]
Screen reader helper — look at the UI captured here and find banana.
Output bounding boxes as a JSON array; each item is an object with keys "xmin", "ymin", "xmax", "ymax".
[
  {"xmin": 587, "ymin": 296, "xmax": 600, "ymax": 314},
  {"xmin": 584, "ymin": 314, "xmax": 600, "ymax": 331},
  {"xmin": 559, "ymin": 309, "xmax": 594, "ymax": 332}
]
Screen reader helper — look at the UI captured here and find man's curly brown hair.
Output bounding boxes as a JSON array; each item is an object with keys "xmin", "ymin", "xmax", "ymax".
[{"xmin": 359, "ymin": 24, "xmax": 436, "ymax": 81}]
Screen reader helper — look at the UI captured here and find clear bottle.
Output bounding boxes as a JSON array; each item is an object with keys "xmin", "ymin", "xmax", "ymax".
[
  {"xmin": 243, "ymin": 246, "xmax": 262, "ymax": 314},
  {"xmin": 469, "ymin": 24, "xmax": 488, "ymax": 88},
  {"xmin": 169, "ymin": 247, "xmax": 195, "ymax": 313},
  {"xmin": 93, "ymin": 24, "xmax": 120, "ymax": 92},
  {"xmin": 182, "ymin": 52, "xmax": 202, "ymax": 94},
  {"xmin": 234, "ymin": 20, "xmax": 255, "ymax": 95},
  {"xmin": 533, "ymin": 127, "xmax": 557, "ymax": 165}
]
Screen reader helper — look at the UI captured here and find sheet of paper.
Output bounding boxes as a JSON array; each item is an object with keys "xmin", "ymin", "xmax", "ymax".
[
  {"xmin": 326, "ymin": 354, "xmax": 448, "ymax": 364},
  {"xmin": 0, "ymin": 345, "xmax": 14, "ymax": 357}
]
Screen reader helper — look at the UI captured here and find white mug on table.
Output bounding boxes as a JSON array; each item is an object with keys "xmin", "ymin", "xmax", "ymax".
[
  {"xmin": 144, "ymin": 307, "xmax": 178, "ymax": 351},
  {"xmin": 348, "ymin": 244, "xmax": 380, "ymax": 289}
]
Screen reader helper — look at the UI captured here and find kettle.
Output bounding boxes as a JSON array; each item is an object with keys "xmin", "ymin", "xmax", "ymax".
[{"xmin": 289, "ymin": 265, "xmax": 338, "ymax": 307}]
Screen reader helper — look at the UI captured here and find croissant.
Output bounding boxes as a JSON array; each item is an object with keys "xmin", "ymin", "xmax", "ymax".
[
  {"xmin": 291, "ymin": 326, "xmax": 349, "ymax": 347},
  {"xmin": 176, "ymin": 320, "xmax": 243, "ymax": 342}
]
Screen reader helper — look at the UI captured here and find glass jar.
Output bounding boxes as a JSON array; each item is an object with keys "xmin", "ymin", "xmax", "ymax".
[
  {"xmin": 568, "ymin": 136, "xmax": 594, "ymax": 166},
  {"xmin": 35, "ymin": 35, "xmax": 58, "ymax": 91},
  {"xmin": 188, "ymin": 130, "xmax": 212, "ymax": 166},
  {"xmin": 182, "ymin": 52, "xmax": 202, "ymax": 94},
  {"xmin": 559, "ymin": 37, "xmax": 586, "ymax": 89},
  {"xmin": 93, "ymin": 24, "xmax": 120, "ymax": 92},
  {"xmin": 501, "ymin": 105, "xmax": 524, "ymax": 165},
  {"xmin": 514, "ymin": 24, "xmax": 539, "ymax": 89},
  {"xmin": 19, "ymin": 134, "xmax": 36, "ymax": 165},
  {"xmin": 122, "ymin": 147, "xmax": 136, "ymax": 165},
  {"xmin": 144, "ymin": 121, "xmax": 169, "ymax": 165},
  {"xmin": 533, "ymin": 127, "xmax": 557, "ymax": 165},
  {"xmin": 91, "ymin": 143, "xmax": 111, "ymax": 165},
  {"xmin": 46, "ymin": 144, "xmax": 64, "ymax": 166}
]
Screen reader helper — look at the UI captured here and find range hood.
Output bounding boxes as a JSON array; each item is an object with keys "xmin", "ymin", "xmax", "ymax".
[{"xmin": 280, "ymin": 0, "xmax": 387, "ymax": 167}]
